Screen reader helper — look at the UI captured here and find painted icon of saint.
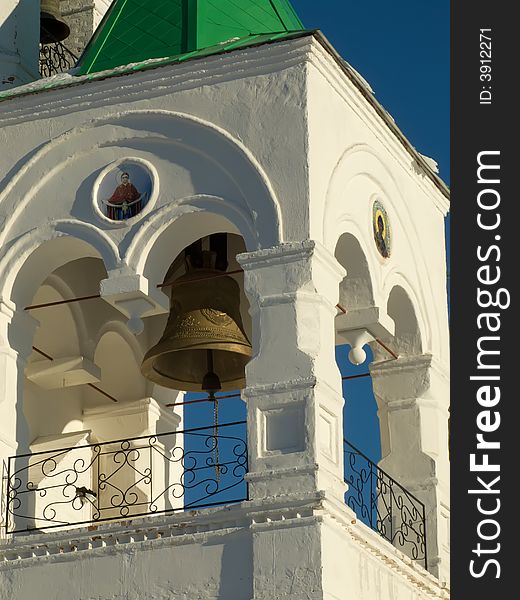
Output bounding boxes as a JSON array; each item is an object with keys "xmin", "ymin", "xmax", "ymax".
[
  {"xmin": 105, "ymin": 172, "xmax": 142, "ymax": 220},
  {"xmin": 375, "ymin": 214, "xmax": 389, "ymax": 258},
  {"xmin": 373, "ymin": 201, "xmax": 391, "ymax": 258}
]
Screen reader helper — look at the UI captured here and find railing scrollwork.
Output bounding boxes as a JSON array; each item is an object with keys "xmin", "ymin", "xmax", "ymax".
[
  {"xmin": 3, "ymin": 422, "xmax": 427, "ymax": 571},
  {"xmin": 344, "ymin": 439, "xmax": 427, "ymax": 569},
  {"xmin": 5, "ymin": 421, "xmax": 248, "ymax": 534},
  {"xmin": 39, "ymin": 42, "xmax": 78, "ymax": 78}
]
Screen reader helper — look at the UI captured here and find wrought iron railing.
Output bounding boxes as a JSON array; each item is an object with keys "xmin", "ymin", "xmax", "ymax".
[
  {"xmin": 5, "ymin": 421, "xmax": 247, "ymax": 534},
  {"xmin": 39, "ymin": 42, "xmax": 78, "ymax": 78},
  {"xmin": 344, "ymin": 440, "xmax": 427, "ymax": 569}
]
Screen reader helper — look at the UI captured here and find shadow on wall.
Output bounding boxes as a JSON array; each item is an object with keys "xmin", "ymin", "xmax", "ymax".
[
  {"xmin": 0, "ymin": 0, "xmax": 39, "ymax": 87},
  {"xmin": 1, "ymin": 3, "xmax": 20, "ymax": 86},
  {"xmin": 214, "ymin": 528, "xmax": 253, "ymax": 599}
]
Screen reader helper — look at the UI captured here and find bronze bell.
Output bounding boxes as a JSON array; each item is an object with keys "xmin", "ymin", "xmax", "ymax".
[
  {"xmin": 141, "ymin": 253, "xmax": 252, "ymax": 392},
  {"xmin": 41, "ymin": 0, "xmax": 70, "ymax": 44}
]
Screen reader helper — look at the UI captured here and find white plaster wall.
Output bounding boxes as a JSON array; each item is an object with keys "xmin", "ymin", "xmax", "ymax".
[
  {"xmin": 306, "ymin": 44, "xmax": 449, "ymax": 366},
  {"xmin": 321, "ymin": 516, "xmax": 444, "ymax": 600},
  {"xmin": 0, "ymin": 34, "xmax": 450, "ymax": 593},
  {"xmin": 0, "ymin": 528, "xmax": 253, "ymax": 600},
  {"xmin": 0, "ymin": 501, "xmax": 448, "ymax": 600},
  {"xmin": 0, "ymin": 40, "xmax": 313, "ymax": 255}
]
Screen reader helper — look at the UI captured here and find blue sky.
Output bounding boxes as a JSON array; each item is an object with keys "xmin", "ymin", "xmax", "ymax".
[
  {"xmin": 289, "ymin": 1, "xmax": 450, "ymax": 461},
  {"xmin": 292, "ymin": 0, "xmax": 450, "ymax": 184},
  {"xmin": 184, "ymin": 1, "xmax": 450, "ymax": 497}
]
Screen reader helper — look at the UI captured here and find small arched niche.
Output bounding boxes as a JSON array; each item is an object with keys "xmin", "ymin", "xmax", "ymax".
[
  {"xmin": 334, "ymin": 232, "xmax": 375, "ymax": 310},
  {"xmin": 88, "ymin": 330, "xmax": 146, "ymax": 406},
  {"xmin": 386, "ymin": 285, "xmax": 423, "ymax": 356}
]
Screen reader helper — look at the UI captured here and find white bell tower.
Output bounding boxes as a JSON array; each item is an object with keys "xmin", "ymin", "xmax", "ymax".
[
  {"xmin": 0, "ymin": 0, "xmax": 39, "ymax": 88},
  {"xmin": 0, "ymin": 1, "xmax": 449, "ymax": 598}
]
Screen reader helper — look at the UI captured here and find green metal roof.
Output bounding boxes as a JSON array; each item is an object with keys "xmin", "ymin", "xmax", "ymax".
[{"xmin": 76, "ymin": 0, "xmax": 304, "ymax": 75}]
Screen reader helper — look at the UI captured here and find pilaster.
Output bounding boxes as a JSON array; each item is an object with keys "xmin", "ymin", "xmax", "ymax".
[
  {"xmin": 237, "ymin": 241, "xmax": 347, "ymax": 505},
  {"xmin": 370, "ymin": 354, "xmax": 450, "ymax": 582},
  {"xmin": 0, "ymin": 298, "xmax": 37, "ymax": 455},
  {"xmin": 0, "ymin": 298, "xmax": 38, "ymax": 535}
]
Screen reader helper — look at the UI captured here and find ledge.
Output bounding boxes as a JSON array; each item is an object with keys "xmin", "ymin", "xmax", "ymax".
[{"xmin": 0, "ymin": 491, "xmax": 448, "ymax": 598}]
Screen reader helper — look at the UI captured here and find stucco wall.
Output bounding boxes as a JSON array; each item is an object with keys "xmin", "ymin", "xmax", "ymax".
[{"xmin": 0, "ymin": 500, "xmax": 447, "ymax": 600}]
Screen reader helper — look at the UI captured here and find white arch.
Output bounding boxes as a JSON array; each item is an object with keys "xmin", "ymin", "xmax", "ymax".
[
  {"xmin": 323, "ymin": 144, "xmax": 441, "ymax": 356},
  {"xmin": 43, "ymin": 273, "xmax": 90, "ymax": 357},
  {"xmin": 0, "ymin": 221, "xmax": 120, "ymax": 308},
  {"xmin": 383, "ymin": 275, "xmax": 427, "ymax": 355},
  {"xmin": 95, "ymin": 319, "xmax": 145, "ymax": 365},
  {"xmin": 125, "ymin": 195, "xmax": 256, "ymax": 288},
  {"xmin": 0, "ymin": 109, "xmax": 282, "ymax": 251},
  {"xmin": 323, "ymin": 145, "xmax": 403, "ymax": 245}
]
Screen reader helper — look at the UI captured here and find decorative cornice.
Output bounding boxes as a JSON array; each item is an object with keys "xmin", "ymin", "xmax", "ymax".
[
  {"xmin": 238, "ymin": 240, "xmax": 345, "ymax": 282},
  {"xmin": 370, "ymin": 354, "xmax": 449, "ymax": 389},
  {"xmin": 321, "ymin": 496, "xmax": 449, "ymax": 597},
  {"xmin": 370, "ymin": 353, "xmax": 433, "ymax": 376},
  {"xmin": 83, "ymin": 397, "xmax": 181, "ymax": 431},
  {"xmin": 306, "ymin": 36, "xmax": 449, "ymax": 212},
  {"xmin": 0, "ymin": 492, "xmax": 448, "ymax": 597},
  {"xmin": 0, "ymin": 494, "xmax": 322, "ymax": 563},
  {"xmin": 242, "ymin": 376, "xmax": 316, "ymax": 399},
  {"xmin": 245, "ymin": 464, "xmax": 318, "ymax": 482},
  {"xmin": 238, "ymin": 240, "xmax": 316, "ymax": 269},
  {"xmin": 0, "ymin": 36, "xmax": 312, "ymax": 124}
]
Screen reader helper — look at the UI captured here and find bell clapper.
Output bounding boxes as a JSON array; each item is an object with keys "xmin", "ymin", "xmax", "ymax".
[{"xmin": 202, "ymin": 349, "xmax": 222, "ymax": 480}]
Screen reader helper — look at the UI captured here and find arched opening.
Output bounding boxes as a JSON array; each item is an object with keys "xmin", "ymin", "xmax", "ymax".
[
  {"xmin": 335, "ymin": 232, "xmax": 375, "ymax": 311},
  {"xmin": 386, "ymin": 284, "xmax": 423, "ymax": 356},
  {"xmin": 374, "ymin": 283, "xmax": 424, "ymax": 464},
  {"xmin": 334, "ymin": 232, "xmax": 382, "ymax": 531},
  {"xmin": 21, "ymin": 256, "xmax": 136, "ymax": 443},
  {"xmin": 334, "ymin": 232, "xmax": 380, "ymax": 454},
  {"xmin": 9, "ymin": 249, "xmax": 144, "ymax": 531},
  {"xmin": 143, "ymin": 231, "xmax": 251, "ymax": 509}
]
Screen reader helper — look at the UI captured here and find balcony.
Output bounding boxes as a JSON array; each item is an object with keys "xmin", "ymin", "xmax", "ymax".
[
  {"xmin": 4, "ymin": 421, "xmax": 248, "ymax": 534},
  {"xmin": 2, "ymin": 422, "xmax": 427, "ymax": 570},
  {"xmin": 344, "ymin": 440, "xmax": 427, "ymax": 569}
]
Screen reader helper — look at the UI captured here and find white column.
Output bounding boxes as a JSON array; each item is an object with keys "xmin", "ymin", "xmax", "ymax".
[
  {"xmin": 370, "ymin": 354, "xmax": 450, "ymax": 582},
  {"xmin": 83, "ymin": 398, "xmax": 183, "ymax": 519},
  {"xmin": 0, "ymin": 298, "xmax": 38, "ymax": 535},
  {"xmin": 237, "ymin": 241, "xmax": 347, "ymax": 506}
]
